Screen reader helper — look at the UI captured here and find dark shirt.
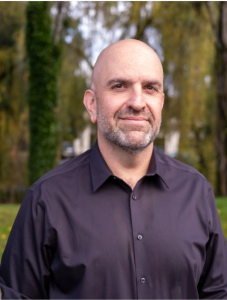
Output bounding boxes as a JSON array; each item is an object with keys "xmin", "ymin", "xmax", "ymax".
[{"xmin": 0, "ymin": 142, "xmax": 227, "ymax": 299}]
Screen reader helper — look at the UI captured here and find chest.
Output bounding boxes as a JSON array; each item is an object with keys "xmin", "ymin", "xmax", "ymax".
[{"xmin": 49, "ymin": 181, "xmax": 209, "ymax": 288}]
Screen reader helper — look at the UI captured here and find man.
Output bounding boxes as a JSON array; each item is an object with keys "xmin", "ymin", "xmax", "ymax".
[{"xmin": 0, "ymin": 39, "xmax": 227, "ymax": 299}]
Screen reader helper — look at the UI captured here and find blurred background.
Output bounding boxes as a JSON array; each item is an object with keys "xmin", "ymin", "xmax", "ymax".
[{"xmin": 0, "ymin": 1, "xmax": 227, "ymax": 204}]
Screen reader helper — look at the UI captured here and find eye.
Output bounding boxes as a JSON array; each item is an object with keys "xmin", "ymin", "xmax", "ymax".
[
  {"xmin": 111, "ymin": 83, "xmax": 126, "ymax": 90},
  {"xmin": 146, "ymin": 85, "xmax": 158, "ymax": 91},
  {"xmin": 145, "ymin": 85, "xmax": 160, "ymax": 94},
  {"xmin": 113, "ymin": 83, "xmax": 124, "ymax": 89}
]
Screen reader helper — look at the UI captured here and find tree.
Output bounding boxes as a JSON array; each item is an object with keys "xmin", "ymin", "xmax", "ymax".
[
  {"xmin": 206, "ymin": 2, "xmax": 227, "ymax": 196},
  {"xmin": 26, "ymin": 2, "xmax": 65, "ymax": 184},
  {"xmin": 152, "ymin": 2, "xmax": 216, "ymax": 188}
]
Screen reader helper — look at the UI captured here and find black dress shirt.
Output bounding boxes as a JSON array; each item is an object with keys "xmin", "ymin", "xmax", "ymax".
[{"xmin": 0, "ymin": 142, "xmax": 227, "ymax": 299}]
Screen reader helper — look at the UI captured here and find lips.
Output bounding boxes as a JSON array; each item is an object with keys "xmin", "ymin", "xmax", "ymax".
[
  {"xmin": 119, "ymin": 118, "xmax": 149, "ymax": 126},
  {"xmin": 118, "ymin": 116, "xmax": 151, "ymax": 125},
  {"xmin": 119, "ymin": 117, "xmax": 148, "ymax": 121}
]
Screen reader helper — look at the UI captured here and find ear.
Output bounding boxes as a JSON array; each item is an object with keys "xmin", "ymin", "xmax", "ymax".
[
  {"xmin": 161, "ymin": 92, "xmax": 165, "ymax": 110},
  {"xmin": 83, "ymin": 89, "xmax": 97, "ymax": 123}
]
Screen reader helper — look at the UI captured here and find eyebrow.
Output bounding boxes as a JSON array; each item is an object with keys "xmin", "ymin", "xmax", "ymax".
[
  {"xmin": 106, "ymin": 78, "xmax": 162, "ymax": 89},
  {"xmin": 106, "ymin": 78, "xmax": 130, "ymax": 87}
]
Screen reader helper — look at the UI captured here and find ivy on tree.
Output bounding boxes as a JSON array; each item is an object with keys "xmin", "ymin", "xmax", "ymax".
[{"xmin": 26, "ymin": 1, "xmax": 62, "ymax": 184}]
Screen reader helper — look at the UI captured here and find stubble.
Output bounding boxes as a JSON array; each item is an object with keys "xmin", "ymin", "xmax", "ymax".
[{"xmin": 96, "ymin": 95, "xmax": 162, "ymax": 155}]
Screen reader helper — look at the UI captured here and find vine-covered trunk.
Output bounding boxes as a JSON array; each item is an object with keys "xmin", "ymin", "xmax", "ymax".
[{"xmin": 26, "ymin": 2, "xmax": 61, "ymax": 185}]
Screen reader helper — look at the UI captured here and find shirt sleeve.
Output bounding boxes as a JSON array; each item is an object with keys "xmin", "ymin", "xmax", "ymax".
[
  {"xmin": 198, "ymin": 187, "xmax": 227, "ymax": 299},
  {"xmin": 0, "ymin": 189, "xmax": 53, "ymax": 299}
]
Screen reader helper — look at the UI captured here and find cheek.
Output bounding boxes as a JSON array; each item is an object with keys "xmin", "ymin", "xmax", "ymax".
[
  {"xmin": 147, "ymin": 102, "xmax": 163, "ymax": 117},
  {"xmin": 99, "ymin": 101, "xmax": 120, "ymax": 119}
]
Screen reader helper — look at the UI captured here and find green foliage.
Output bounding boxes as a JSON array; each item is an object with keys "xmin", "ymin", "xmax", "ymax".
[
  {"xmin": 0, "ymin": 2, "xmax": 23, "ymax": 48},
  {"xmin": 0, "ymin": 2, "xmax": 28, "ymax": 198},
  {"xmin": 151, "ymin": 2, "xmax": 217, "ymax": 188},
  {"xmin": 26, "ymin": 2, "xmax": 61, "ymax": 184},
  {"xmin": 58, "ymin": 44, "xmax": 89, "ymax": 142}
]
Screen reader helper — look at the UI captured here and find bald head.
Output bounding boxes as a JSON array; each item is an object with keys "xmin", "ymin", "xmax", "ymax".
[{"xmin": 91, "ymin": 39, "xmax": 163, "ymax": 91}]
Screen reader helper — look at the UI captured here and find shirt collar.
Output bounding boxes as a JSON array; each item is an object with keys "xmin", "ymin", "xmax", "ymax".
[
  {"xmin": 147, "ymin": 150, "xmax": 169, "ymax": 189},
  {"xmin": 90, "ymin": 141, "xmax": 169, "ymax": 192},
  {"xmin": 90, "ymin": 141, "xmax": 113, "ymax": 192}
]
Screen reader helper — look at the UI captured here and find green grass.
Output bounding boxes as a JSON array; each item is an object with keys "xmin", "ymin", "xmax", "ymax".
[
  {"xmin": 216, "ymin": 197, "xmax": 227, "ymax": 239},
  {"xmin": 0, "ymin": 204, "xmax": 20, "ymax": 258},
  {"xmin": 0, "ymin": 198, "xmax": 227, "ymax": 260}
]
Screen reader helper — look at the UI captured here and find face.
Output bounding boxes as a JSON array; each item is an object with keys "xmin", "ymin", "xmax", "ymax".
[{"xmin": 84, "ymin": 40, "xmax": 164, "ymax": 154}]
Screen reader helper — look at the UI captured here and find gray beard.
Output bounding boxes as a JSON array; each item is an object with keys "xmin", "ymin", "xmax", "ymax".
[
  {"xmin": 96, "ymin": 102, "xmax": 161, "ymax": 155},
  {"xmin": 99, "ymin": 120, "xmax": 161, "ymax": 155}
]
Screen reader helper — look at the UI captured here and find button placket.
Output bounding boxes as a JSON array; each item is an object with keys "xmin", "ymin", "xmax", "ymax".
[{"xmin": 130, "ymin": 188, "xmax": 149, "ymax": 297}]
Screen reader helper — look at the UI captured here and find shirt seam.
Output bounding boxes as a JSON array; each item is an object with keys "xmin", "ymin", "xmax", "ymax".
[
  {"xmin": 206, "ymin": 186, "xmax": 212, "ymax": 234},
  {"xmin": 29, "ymin": 161, "xmax": 90, "ymax": 193},
  {"xmin": 158, "ymin": 159, "xmax": 207, "ymax": 181},
  {"xmin": 27, "ymin": 189, "xmax": 53, "ymax": 249}
]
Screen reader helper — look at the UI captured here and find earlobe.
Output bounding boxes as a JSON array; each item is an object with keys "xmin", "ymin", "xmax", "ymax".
[{"xmin": 83, "ymin": 89, "xmax": 97, "ymax": 123}]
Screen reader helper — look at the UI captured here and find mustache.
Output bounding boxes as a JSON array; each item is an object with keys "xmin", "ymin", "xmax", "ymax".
[{"xmin": 116, "ymin": 107, "xmax": 155, "ymax": 122}]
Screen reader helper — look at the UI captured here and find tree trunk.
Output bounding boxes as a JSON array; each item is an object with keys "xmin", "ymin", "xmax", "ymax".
[
  {"xmin": 207, "ymin": 1, "xmax": 227, "ymax": 195},
  {"xmin": 216, "ymin": 2, "xmax": 227, "ymax": 196},
  {"xmin": 26, "ymin": 2, "xmax": 62, "ymax": 185}
]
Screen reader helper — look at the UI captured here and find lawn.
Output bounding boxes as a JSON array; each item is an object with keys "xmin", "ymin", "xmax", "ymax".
[
  {"xmin": 216, "ymin": 197, "xmax": 227, "ymax": 239},
  {"xmin": 0, "ymin": 204, "xmax": 20, "ymax": 259},
  {"xmin": 0, "ymin": 198, "xmax": 227, "ymax": 260}
]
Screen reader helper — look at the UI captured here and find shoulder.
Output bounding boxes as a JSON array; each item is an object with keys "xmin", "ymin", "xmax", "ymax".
[
  {"xmin": 154, "ymin": 150, "xmax": 209, "ymax": 187},
  {"xmin": 29, "ymin": 149, "xmax": 91, "ymax": 193}
]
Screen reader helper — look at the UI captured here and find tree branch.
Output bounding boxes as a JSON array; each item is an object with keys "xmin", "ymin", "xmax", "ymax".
[
  {"xmin": 67, "ymin": 43, "xmax": 94, "ymax": 71},
  {"xmin": 205, "ymin": 1, "xmax": 220, "ymax": 47},
  {"xmin": 133, "ymin": 16, "xmax": 153, "ymax": 41},
  {"xmin": 53, "ymin": 1, "xmax": 67, "ymax": 45}
]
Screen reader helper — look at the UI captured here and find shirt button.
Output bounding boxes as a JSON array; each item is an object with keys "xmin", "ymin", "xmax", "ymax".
[
  {"xmin": 137, "ymin": 234, "xmax": 143, "ymax": 240},
  {"xmin": 140, "ymin": 277, "xmax": 146, "ymax": 284},
  {"xmin": 132, "ymin": 194, "xmax": 137, "ymax": 200}
]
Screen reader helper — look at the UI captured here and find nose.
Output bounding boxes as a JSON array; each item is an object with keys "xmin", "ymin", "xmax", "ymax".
[{"xmin": 127, "ymin": 86, "xmax": 145, "ymax": 111}]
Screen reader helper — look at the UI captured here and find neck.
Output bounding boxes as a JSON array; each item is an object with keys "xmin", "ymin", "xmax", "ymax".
[{"xmin": 97, "ymin": 136, "xmax": 153, "ymax": 189}]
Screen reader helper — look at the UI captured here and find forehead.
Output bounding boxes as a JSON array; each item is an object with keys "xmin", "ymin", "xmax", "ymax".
[{"xmin": 94, "ymin": 43, "xmax": 163, "ymax": 85}]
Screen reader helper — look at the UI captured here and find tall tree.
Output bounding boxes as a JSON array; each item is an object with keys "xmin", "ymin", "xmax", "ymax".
[
  {"xmin": 26, "ymin": 2, "xmax": 65, "ymax": 184},
  {"xmin": 206, "ymin": 2, "xmax": 227, "ymax": 196},
  {"xmin": 152, "ymin": 2, "xmax": 216, "ymax": 187}
]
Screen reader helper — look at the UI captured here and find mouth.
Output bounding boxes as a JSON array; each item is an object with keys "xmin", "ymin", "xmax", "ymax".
[{"xmin": 119, "ymin": 117, "xmax": 149, "ymax": 123}]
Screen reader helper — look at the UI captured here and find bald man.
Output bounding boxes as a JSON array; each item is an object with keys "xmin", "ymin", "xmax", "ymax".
[{"xmin": 0, "ymin": 39, "xmax": 227, "ymax": 299}]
